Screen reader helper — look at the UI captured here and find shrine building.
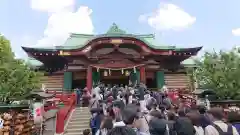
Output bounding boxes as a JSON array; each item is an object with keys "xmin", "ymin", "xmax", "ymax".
[{"xmin": 22, "ymin": 23, "xmax": 202, "ymax": 91}]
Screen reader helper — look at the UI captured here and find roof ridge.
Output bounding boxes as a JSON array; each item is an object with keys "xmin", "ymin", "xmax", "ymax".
[
  {"xmin": 136, "ymin": 34, "xmax": 155, "ymax": 38},
  {"xmin": 69, "ymin": 32, "xmax": 155, "ymax": 39},
  {"xmin": 70, "ymin": 33, "xmax": 94, "ymax": 37}
]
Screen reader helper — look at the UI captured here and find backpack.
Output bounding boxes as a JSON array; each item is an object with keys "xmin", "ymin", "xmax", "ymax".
[
  {"xmin": 90, "ymin": 116, "xmax": 97, "ymax": 128},
  {"xmin": 212, "ymin": 123, "xmax": 233, "ymax": 135}
]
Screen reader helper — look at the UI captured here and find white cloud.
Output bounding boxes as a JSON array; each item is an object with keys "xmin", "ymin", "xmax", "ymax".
[
  {"xmin": 31, "ymin": 0, "xmax": 75, "ymax": 13},
  {"xmin": 232, "ymin": 28, "xmax": 240, "ymax": 36},
  {"xmin": 30, "ymin": 0, "xmax": 94, "ymax": 47},
  {"xmin": 139, "ymin": 3, "xmax": 196, "ymax": 31},
  {"xmin": 7, "ymin": 35, "xmax": 36, "ymax": 58}
]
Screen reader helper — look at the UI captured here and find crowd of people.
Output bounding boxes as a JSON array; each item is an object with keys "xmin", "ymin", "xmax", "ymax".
[{"xmin": 78, "ymin": 83, "xmax": 240, "ymax": 135}]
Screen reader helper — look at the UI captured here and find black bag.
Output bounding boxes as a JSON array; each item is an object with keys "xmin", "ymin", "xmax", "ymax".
[{"xmin": 212, "ymin": 123, "xmax": 233, "ymax": 135}]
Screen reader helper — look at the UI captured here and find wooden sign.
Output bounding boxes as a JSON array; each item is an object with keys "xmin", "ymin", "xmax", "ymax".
[
  {"xmin": 110, "ymin": 39, "xmax": 123, "ymax": 44},
  {"xmin": 59, "ymin": 50, "xmax": 70, "ymax": 56}
]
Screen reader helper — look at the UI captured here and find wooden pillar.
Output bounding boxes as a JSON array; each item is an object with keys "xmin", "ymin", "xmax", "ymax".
[
  {"xmin": 156, "ymin": 71, "xmax": 165, "ymax": 90},
  {"xmin": 86, "ymin": 66, "xmax": 92, "ymax": 92},
  {"xmin": 63, "ymin": 72, "xmax": 72, "ymax": 91},
  {"xmin": 140, "ymin": 67, "xmax": 146, "ymax": 84}
]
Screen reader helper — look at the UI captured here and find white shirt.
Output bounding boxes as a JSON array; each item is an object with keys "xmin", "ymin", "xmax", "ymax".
[
  {"xmin": 205, "ymin": 121, "xmax": 239, "ymax": 135},
  {"xmin": 93, "ymin": 87, "xmax": 101, "ymax": 100},
  {"xmin": 194, "ymin": 126, "xmax": 204, "ymax": 135}
]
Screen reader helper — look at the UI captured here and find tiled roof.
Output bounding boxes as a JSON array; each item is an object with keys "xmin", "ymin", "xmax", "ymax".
[{"xmin": 22, "ymin": 23, "xmax": 185, "ymax": 50}]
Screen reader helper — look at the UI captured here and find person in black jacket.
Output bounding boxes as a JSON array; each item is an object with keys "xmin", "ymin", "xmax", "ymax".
[
  {"xmin": 198, "ymin": 105, "xmax": 211, "ymax": 128},
  {"xmin": 174, "ymin": 109, "xmax": 196, "ymax": 135}
]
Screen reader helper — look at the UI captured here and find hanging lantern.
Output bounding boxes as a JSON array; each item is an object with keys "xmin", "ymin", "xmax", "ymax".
[
  {"xmin": 133, "ymin": 66, "xmax": 136, "ymax": 73},
  {"xmin": 125, "ymin": 70, "xmax": 130, "ymax": 76},
  {"xmin": 97, "ymin": 68, "xmax": 99, "ymax": 72},
  {"xmin": 64, "ymin": 64, "xmax": 68, "ymax": 71},
  {"xmin": 121, "ymin": 69, "xmax": 124, "ymax": 74},
  {"xmin": 104, "ymin": 70, "xmax": 108, "ymax": 76},
  {"xmin": 109, "ymin": 69, "xmax": 111, "ymax": 75}
]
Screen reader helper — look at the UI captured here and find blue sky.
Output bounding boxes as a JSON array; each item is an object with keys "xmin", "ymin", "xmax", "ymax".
[{"xmin": 1, "ymin": 0, "xmax": 240, "ymax": 58}]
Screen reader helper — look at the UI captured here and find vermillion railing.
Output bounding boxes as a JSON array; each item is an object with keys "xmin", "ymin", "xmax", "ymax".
[
  {"xmin": 55, "ymin": 93, "xmax": 76, "ymax": 135},
  {"xmin": 44, "ymin": 90, "xmax": 74, "ymax": 112}
]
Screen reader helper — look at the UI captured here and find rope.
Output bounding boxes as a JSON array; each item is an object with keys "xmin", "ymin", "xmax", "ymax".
[{"xmin": 90, "ymin": 64, "xmax": 145, "ymax": 70}]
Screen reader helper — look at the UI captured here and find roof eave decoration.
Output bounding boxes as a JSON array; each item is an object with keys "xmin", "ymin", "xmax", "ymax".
[
  {"xmin": 22, "ymin": 46, "xmax": 60, "ymax": 56},
  {"xmin": 106, "ymin": 23, "xmax": 126, "ymax": 34}
]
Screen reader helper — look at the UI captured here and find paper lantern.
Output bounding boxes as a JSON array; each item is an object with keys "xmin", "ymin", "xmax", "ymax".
[
  {"xmin": 125, "ymin": 70, "xmax": 130, "ymax": 76},
  {"xmin": 104, "ymin": 70, "xmax": 108, "ymax": 76}
]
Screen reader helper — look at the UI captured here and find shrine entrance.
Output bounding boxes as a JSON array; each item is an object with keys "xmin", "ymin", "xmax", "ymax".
[{"xmin": 100, "ymin": 70, "xmax": 130, "ymax": 86}]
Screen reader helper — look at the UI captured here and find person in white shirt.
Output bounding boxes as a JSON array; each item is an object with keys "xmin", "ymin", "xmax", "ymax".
[
  {"xmin": 186, "ymin": 112, "xmax": 204, "ymax": 135},
  {"xmin": 205, "ymin": 107, "xmax": 239, "ymax": 135},
  {"xmin": 93, "ymin": 85, "xmax": 101, "ymax": 100}
]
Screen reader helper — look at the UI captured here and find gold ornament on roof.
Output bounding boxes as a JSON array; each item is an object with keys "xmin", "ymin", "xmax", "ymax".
[
  {"xmin": 111, "ymin": 39, "xmax": 123, "ymax": 44},
  {"xmin": 59, "ymin": 50, "xmax": 70, "ymax": 56}
]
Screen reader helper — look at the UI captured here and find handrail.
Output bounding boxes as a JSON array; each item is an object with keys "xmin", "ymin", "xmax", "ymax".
[{"xmin": 55, "ymin": 93, "xmax": 76, "ymax": 134}]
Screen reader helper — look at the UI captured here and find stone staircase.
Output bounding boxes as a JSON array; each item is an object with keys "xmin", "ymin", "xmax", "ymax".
[
  {"xmin": 64, "ymin": 107, "xmax": 91, "ymax": 135},
  {"xmin": 165, "ymin": 73, "xmax": 190, "ymax": 89}
]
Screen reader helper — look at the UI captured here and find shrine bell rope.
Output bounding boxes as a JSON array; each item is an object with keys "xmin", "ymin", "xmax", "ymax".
[{"xmin": 90, "ymin": 64, "xmax": 145, "ymax": 73}]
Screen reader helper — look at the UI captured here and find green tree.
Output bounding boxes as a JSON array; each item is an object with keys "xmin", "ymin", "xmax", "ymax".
[
  {"xmin": 0, "ymin": 35, "xmax": 43, "ymax": 102},
  {"xmin": 186, "ymin": 67, "xmax": 197, "ymax": 91},
  {"xmin": 195, "ymin": 48, "xmax": 240, "ymax": 100}
]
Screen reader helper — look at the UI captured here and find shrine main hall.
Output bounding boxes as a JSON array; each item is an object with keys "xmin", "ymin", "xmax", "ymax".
[{"xmin": 22, "ymin": 23, "xmax": 202, "ymax": 91}]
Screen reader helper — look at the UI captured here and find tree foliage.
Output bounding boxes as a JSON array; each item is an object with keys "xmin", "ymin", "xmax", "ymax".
[
  {"xmin": 195, "ymin": 48, "xmax": 240, "ymax": 100},
  {"xmin": 0, "ymin": 35, "xmax": 43, "ymax": 102}
]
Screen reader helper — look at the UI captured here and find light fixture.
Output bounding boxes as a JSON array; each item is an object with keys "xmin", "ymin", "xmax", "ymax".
[
  {"xmin": 125, "ymin": 70, "xmax": 130, "ymax": 76},
  {"xmin": 104, "ymin": 70, "xmax": 108, "ymax": 76}
]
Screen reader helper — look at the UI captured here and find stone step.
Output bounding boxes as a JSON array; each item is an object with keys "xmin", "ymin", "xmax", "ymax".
[
  {"xmin": 66, "ymin": 128, "xmax": 88, "ymax": 132},
  {"xmin": 70, "ymin": 117, "xmax": 90, "ymax": 121},
  {"xmin": 68, "ymin": 120, "xmax": 90, "ymax": 125},
  {"xmin": 72, "ymin": 113, "xmax": 91, "ymax": 116},
  {"xmin": 64, "ymin": 107, "xmax": 91, "ymax": 135},
  {"xmin": 74, "ymin": 109, "xmax": 90, "ymax": 112},
  {"xmin": 65, "ymin": 130, "xmax": 90, "ymax": 135},
  {"xmin": 75, "ymin": 107, "xmax": 89, "ymax": 110},
  {"xmin": 74, "ymin": 108, "xmax": 90, "ymax": 111},
  {"xmin": 72, "ymin": 111, "xmax": 91, "ymax": 114},
  {"xmin": 71, "ymin": 116, "xmax": 91, "ymax": 120},
  {"xmin": 72, "ymin": 112, "xmax": 91, "ymax": 115},
  {"xmin": 71, "ymin": 114, "xmax": 91, "ymax": 117},
  {"xmin": 68, "ymin": 123, "xmax": 89, "ymax": 127}
]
